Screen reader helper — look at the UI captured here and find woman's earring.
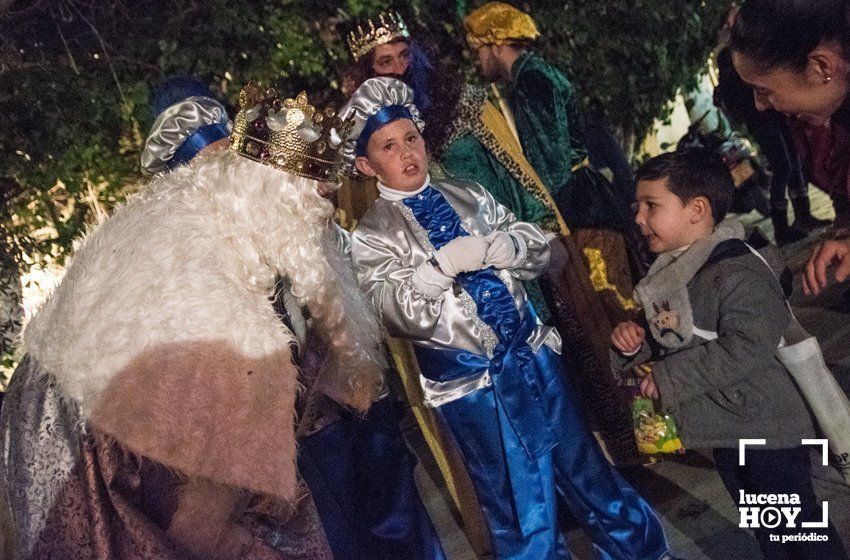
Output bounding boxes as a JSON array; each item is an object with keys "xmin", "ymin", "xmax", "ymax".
[{"xmin": 825, "ymin": 74, "xmax": 833, "ymax": 83}]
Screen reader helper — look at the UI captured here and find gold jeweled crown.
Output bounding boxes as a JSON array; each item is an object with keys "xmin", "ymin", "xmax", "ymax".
[
  {"xmin": 347, "ymin": 11, "xmax": 410, "ymax": 62},
  {"xmin": 230, "ymin": 83, "xmax": 355, "ymax": 183}
]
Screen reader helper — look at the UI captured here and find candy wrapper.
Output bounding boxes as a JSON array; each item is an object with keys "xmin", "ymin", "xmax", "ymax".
[{"xmin": 628, "ymin": 364, "xmax": 685, "ymax": 455}]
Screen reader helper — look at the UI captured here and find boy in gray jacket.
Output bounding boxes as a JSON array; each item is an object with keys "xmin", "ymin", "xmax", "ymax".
[{"xmin": 612, "ymin": 150, "xmax": 847, "ymax": 560}]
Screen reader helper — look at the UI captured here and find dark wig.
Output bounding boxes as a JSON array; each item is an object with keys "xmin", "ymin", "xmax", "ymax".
[
  {"xmin": 343, "ymin": 38, "xmax": 433, "ymax": 109},
  {"xmin": 730, "ymin": 0, "xmax": 850, "ymax": 70},
  {"xmin": 342, "ymin": 37, "xmax": 463, "ymax": 154}
]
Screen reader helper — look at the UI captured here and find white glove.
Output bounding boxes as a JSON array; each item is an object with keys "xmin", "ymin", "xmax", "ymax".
[
  {"xmin": 434, "ymin": 235, "xmax": 489, "ymax": 278},
  {"xmin": 484, "ymin": 231, "xmax": 524, "ymax": 269},
  {"xmin": 411, "ymin": 260, "xmax": 454, "ymax": 297}
]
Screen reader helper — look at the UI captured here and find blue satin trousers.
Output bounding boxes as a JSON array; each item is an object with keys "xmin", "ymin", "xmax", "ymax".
[
  {"xmin": 298, "ymin": 396, "xmax": 446, "ymax": 560},
  {"xmin": 437, "ymin": 347, "xmax": 669, "ymax": 560}
]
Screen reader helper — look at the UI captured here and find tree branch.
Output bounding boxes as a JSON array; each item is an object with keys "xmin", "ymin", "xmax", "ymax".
[
  {"xmin": 64, "ymin": 0, "xmax": 126, "ymax": 103},
  {"xmin": 53, "ymin": 12, "xmax": 80, "ymax": 75}
]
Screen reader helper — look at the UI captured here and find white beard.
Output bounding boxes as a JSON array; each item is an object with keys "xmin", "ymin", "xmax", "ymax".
[{"xmin": 23, "ymin": 150, "xmax": 384, "ymax": 416}]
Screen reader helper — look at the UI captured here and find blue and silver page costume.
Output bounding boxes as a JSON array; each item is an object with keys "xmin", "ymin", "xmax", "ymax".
[{"xmin": 351, "ymin": 177, "xmax": 670, "ymax": 560}]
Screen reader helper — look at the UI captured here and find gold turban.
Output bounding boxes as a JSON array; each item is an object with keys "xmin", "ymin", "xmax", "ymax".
[{"xmin": 464, "ymin": 2, "xmax": 540, "ymax": 48}]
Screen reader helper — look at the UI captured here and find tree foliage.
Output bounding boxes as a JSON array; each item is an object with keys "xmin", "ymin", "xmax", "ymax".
[
  {"xmin": 0, "ymin": 0, "xmax": 386, "ymax": 269},
  {"xmin": 410, "ymin": 1, "xmax": 729, "ymax": 150},
  {"xmin": 0, "ymin": 0, "xmax": 727, "ymax": 269},
  {"xmin": 530, "ymin": 0, "xmax": 728, "ymax": 150}
]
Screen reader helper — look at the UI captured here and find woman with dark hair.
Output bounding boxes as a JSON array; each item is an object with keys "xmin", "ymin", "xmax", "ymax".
[
  {"xmin": 715, "ymin": 44, "xmax": 831, "ymax": 245},
  {"xmin": 730, "ymin": 0, "xmax": 849, "ymax": 127},
  {"xmin": 343, "ymin": 19, "xmax": 461, "ymax": 153},
  {"xmin": 729, "ymin": 0, "xmax": 850, "ymax": 292}
]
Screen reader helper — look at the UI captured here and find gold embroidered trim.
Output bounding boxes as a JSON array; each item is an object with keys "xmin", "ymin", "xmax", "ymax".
[
  {"xmin": 442, "ymin": 85, "xmax": 569, "ymax": 237},
  {"xmin": 441, "ymin": 86, "xmax": 642, "ymax": 314},
  {"xmin": 571, "ymin": 157, "xmax": 590, "ymax": 173},
  {"xmin": 583, "ymin": 247, "xmax": 637, "ymax": 310}
]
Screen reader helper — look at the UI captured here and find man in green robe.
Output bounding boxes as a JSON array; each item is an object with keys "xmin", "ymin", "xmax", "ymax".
[
  {"xmin": 463, "ymin": 2, "xmax": 635, "ymax": 234},
  {"xmin": 463, "ymin": 2, "xmax": 646, "ymax": 327}
]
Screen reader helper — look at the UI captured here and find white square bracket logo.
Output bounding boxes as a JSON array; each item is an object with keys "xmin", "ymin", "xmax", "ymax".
[
  {"xmin": 737, "ymin": 438, "xmax": 829, "ymax": 529},
  {"xmin": 801, "ymin": 439, "xmax": 829, "ymax": 528},
  {"xmin": 738, "ymin": 438, "xmax": 766, "ymax": 466}
]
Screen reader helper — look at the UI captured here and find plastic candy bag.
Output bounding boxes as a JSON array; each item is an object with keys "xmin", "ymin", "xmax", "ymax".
[{"xmin": 631, "ymin": 396, "xmax": 685, "ymax": 455}]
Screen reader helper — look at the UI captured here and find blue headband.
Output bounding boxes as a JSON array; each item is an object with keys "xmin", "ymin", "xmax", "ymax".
[
  {"xmin": 355, "ymin": 105, "xmax": 414, "ymax": 157},
  {"xmin": 169, "ymin": 122, "xmax": 230, "ymax": 168}
]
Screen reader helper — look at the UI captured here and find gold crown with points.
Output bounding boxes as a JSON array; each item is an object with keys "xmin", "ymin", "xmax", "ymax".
[
  {"xmin": 347, "ymin": 11, "xmax": 410, "ymax": 62},
  {"xmin": 230, "ymin": 83, "xmax": 355, "ymax": 183}
]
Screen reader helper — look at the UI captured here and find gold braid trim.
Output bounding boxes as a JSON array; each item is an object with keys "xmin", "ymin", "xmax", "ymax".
[
  {"xmin": 443, "ymin": 85, "xmax": 568, "ymax": 236},
  {"xmin": 583, "ymin": 247, "xmax": 638, "ymax": 311},
  {"xmin": 475, "ymin": 97, "xmax": 637, "ymax": 308},
  {"xmin": 441, "ymin": 85, "xmax": 636, "ymax": 308},
  {"xmin": 479, "ymin": 100, "xmax": 571, "ymax": 237}
]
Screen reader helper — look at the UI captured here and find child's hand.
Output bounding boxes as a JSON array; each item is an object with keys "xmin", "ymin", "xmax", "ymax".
[
  {"xmin": 611, "ymin": 321, "xmax": 645, "ymax": 355},
  {"xmin": 639, "ymin": 370, "xmax": 659, "ymax": 400},
  {"xmin": 434, "ymin": 235, "xmax": 489, "ymax": 277},
  {"xmin": 483, "ymin": 231, "xmax": 520, "ymax": 269}
]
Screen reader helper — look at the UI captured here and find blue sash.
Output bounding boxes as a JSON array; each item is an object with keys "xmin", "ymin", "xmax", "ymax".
[
  {"xmin": 404, "ymin": 187, "xmax": 557, "ymax": 535},
  {"xmin": 403, "ymin": 186, "xmax": 555, "ymax": 456}
]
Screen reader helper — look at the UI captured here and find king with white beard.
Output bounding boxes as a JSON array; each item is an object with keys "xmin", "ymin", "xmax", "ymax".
[{"xmin": 0, "ymin": 84, "xmax": 384, "ymax": 560}]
